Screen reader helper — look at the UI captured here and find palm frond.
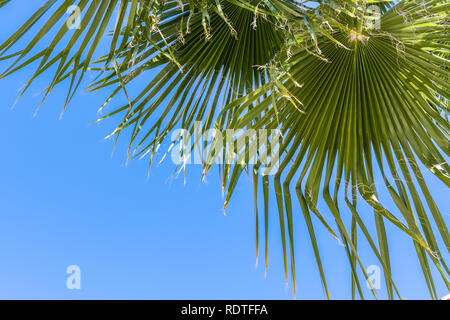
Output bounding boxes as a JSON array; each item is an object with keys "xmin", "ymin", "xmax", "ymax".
[
  {"xmin": 215, "ymin": 0, "xmax": 449, "ymax": 298},
  {"xmin": 0, "ymin": 0, "xmax": 448, "ymax": 299}
]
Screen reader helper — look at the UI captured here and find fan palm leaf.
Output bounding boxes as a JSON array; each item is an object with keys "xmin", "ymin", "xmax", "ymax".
[
  {"xmin": 0, "ymin": 0, "xmax": 448, "ymax": 299},
  {"xmin": 213, "ymin": 0, "xmax": 449, "ymax": 299}
]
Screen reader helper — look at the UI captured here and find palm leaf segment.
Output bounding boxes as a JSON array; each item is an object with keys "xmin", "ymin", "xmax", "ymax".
[{"xmin": 0, "ymin": 0, "xmax": 448, "ymax": 299}]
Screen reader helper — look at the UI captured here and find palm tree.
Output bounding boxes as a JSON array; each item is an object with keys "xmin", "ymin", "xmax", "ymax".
[{"xmin": 0, "ymin": 0, "xmax": 448, "ymax": 299}]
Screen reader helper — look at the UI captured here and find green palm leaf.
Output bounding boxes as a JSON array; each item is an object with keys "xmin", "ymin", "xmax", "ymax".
[
  {"xmin": 215, "ymin": 0, "xmax": 449, "ymax": 298},
  {"xmin": 0, "ymin": 0, "xmax": 448, "ymax": 299}
]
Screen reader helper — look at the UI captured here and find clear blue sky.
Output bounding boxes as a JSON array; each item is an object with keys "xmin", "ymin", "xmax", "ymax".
[{"xmin": 0, "ymin": 1, "xmax": 448, "ymax": 299}]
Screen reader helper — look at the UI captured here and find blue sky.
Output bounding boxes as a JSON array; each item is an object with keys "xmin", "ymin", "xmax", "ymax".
[{"xmin": 0, "ymin": 1, "xmax": 448, "ymax": 299}]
